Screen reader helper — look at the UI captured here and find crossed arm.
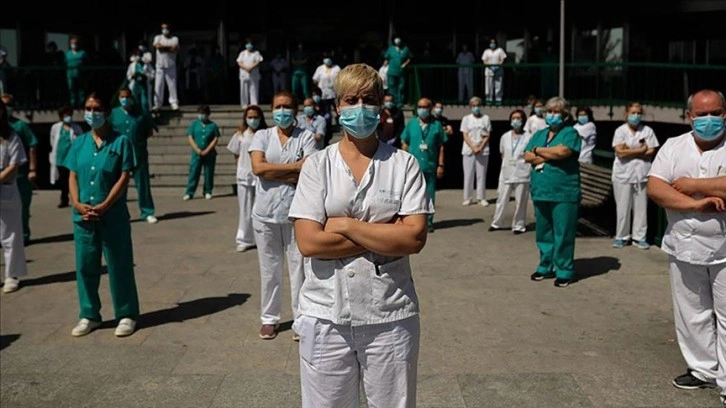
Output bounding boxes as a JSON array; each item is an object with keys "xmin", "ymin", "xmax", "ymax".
[
  {"xmin": 250, "ymin": 151, "xmax": 303, "ymax": 184},
  {"xmin": 614, "ymin": 143, "xmax": 655, "ymax": 159},
  {"xmin": 524, "ymin": 144, "xmax": 573, "ymax": 166},
  {"xmin": 647, "ymin": 176, "xmax": 726, "ymax": 212},
  {"xmin": 294, "ymin": 214, "xmax": 428, "ymax": 259}
]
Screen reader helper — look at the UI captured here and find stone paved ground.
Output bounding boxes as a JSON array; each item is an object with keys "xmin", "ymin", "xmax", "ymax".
[{"xmin": 1, "ymin": 187, "xmax": 723, "ymax": 407}]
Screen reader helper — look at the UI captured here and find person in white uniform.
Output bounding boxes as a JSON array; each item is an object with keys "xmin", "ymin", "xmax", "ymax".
[
  {"xmin": 49, "ymin": 105, "xmax": 82, "ymax": 208},
  {"xmin": 481, "ymin": 38, "xmax": 507, "ymax": 106},
  {"xmin": 227, "ymin": 105, "xmax": 267, "ymax": 253},
  {"xmin": 312, "ymin": 55, "xmax": 341, "ymax": 133},
  {"xmin": 611, "ymin": 102, "xmax": 659, "ymax": 249},
  {"xmin": 249, "ymin": 90, "xmax": 318, "ymax": 340},
  {"xmin": 289, "ymin": 63, "xmax": 432, "ymax": 408},
  {"xmin": 524, "ymin": 99, "xmax": 547, "ymax": 136},
  {"xmin": 647, "ymin": 89, "xmax": 726, "ymax": 408},
  {"xmin": 489, "ymin": 109, "xmax": 531, "ymax": 233},
  {"xmin": 456, "ymin": 44, "xmax": 475, "ymax": 102},
  {"xmin": 0, "ymin": 99, "xmax": 28, "ymax": 293},
  {"xmin": 574, "ymin": 106, "xmax": 597, "ymax": 164},
  {"xmin": 296, "ymin": 98, "xmax": 327, "ymax": 150},
  {"xmin": 152, "ymin": 23, "xmax": 179, "ymax": 111},
  {"xmin": 460, "ymin": 96, "xmax": 491, "ymax": 206},
  {"xmin": 236, "ymin": 39, "xmax": 263, "ymax": 109}
]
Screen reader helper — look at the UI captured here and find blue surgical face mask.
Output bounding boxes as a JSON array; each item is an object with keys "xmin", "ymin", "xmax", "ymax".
[
  {"xmin": 471, "ymin": 106, "xmax": 481, "ymax": 115},
  {"xmin": 692, "ymin": 115, "xmax": 725, "ymax": 141},
  {"xmin": 70, "ymin": 43, "xmax": 77, "ymax": 50},
  {"xmin": 272, "ymin": 108, "xmax": 295, "ymax": 129},
  {"xmin": 339, "ymin": 104, "xmax": 380, "ymax": 139},
  {"xmin": 490, "ymin": 43, "xmax": 497, "ymax": 49},
  {"xmin": 303, "ymin": 106, "xmax": 315, "ymax": 116},
  {"xmin": 312, "ymin": 95, "xmax": 321, "ymax": 104},
  {"xmin": 511, "ymin": 119, "xmax": 522, "ymax": 129},
  {"xmin": 394, "ymin": 38, "xmax": 401, "ymax": 46},
  {"xmin": 577, "ymin": 115, "xmax": 589, "ymax": 125},
  {"xmin": 63, "ymin": 115, "xmax": 72, "ymax": 124},
  {"xmin": 545, "ymin": 113, "xmax": 563, "ymax": 127},
  {"xmin": 84, "ymin": 111, "xmax": 105, "ymax": 129},
  {"xmin": 162, "ymin": 28, "xmax": 170, "ymax": 36},
  {"xmin": 323, "ymin": 58, "xmax": 332, "ymax": 66},
  {"xmin": 246, "ymin": 117, "xmax": 260, "ymax": 130},
  {"xmin": 627, "ymin": 113, "xmax": 642, "ymax": 126},
  {"xmin": 119, "ymin": 97, "xmax": 132, "ymax": 108},
  {"xmin": 138, "ymin": 45, "xmax": 145, "ymax": 52},
  {"xmin": 245, "ymin": 43, "xmax": 253, "ymax": 51},
  {"xmin": 384, "ymin": 101, "xmax": 395, "ymax": 110},
  {"xmin": 534, "ymin": 107, "xmax": 543, "ymax": 116},
  {"xmin": 433, "ymin": 107, "xmax": 443, "ymax": 116},
  {"xmin": 417, "ymin": 108, "xmax": 430, "ymax": 119},
  {"xmin": 198, "ymin": 114, "xmax": 208, "ymax": 122}
]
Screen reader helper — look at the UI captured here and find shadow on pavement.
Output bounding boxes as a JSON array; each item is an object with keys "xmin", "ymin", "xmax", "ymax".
[
  {"xmin": 573, "ymin": 256, "xmax": 621, "ymax": 283},
  {"xmin": 110, "ymin": 293, "xmax": 251, "ymax": 330},
  {"xmin": 18, "ymin": 266, "xmax": 107, "ymax": 287},
  {"xmin": 0, "ymin": 334, "xmax": 21, "ymax": 351},
  {"xmin": 131, "ymin": 210, "xmax": 216, "ymax": 223},
  {"xmin": 433, "ymin": 218, "xmax": 484, "ymax": 230},
  {"xmin": 28, "ymin": 233, "xmax": 74, "ymax": 245}
]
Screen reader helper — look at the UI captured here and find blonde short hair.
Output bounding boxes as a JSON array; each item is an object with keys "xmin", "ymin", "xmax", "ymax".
[
  {"xmin": 334, "ymin": 64, "xmax": 383, "ymax": 104},
  {"xmin": 469, "ymin": 96, "xmax": 482, "ymax": 106},
  {"xmin": 544, "ymin": 96, "xmax": 570, "ymax": 119}
]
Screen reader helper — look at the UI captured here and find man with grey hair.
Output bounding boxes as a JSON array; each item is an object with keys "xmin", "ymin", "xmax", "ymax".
[{"xmin": 647, "ymin": 89, "xmax": 726, "ymax": 407}]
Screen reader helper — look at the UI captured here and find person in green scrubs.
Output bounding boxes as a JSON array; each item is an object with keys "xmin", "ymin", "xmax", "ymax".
[
  {"xmin": 109, "ymin": 87, "xmax": 158, "ymax": 223},
  {"xmin": 401, "ymin": 97, "xmax": 447, "ymax": 232},
  {"xmin": 382, "ymin": 36, "xmax": 412, "ymax": 107},
  {"xmin": 65, "ymin": 36, "xmax": 87, "ymax": 108},
  {"xmin": 184, "ymin": 105, "xmax": 220, "ymax": 200},
  {"xmin": 67, "ymin": 92, "xmax": 139, "ymax": 338},
  {"xmin": 2, "ymin": 94, "xmax": 38, "ymax": 245},
  {"xmin": 291, "ymin": 43, "xmax": 310, "ymax": 101},
  {"xmin": 524, "ymin": 96, "xmax": 581, "ymax": 288}
]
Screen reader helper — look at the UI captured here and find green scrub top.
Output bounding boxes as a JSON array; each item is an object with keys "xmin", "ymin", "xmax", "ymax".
[
  {"xmin": 400, "ymin": 118, "xmax": 447, "ymax": 173},
  {"xmin": 188, "ymin": 119, "xmax": 220, "ymax": 155},
  {"xmin": 383, "ymin": 45, "xmax": 412, "ymax": 76},
  {"xmin": 109, "ymin": 107, "xmax": 155, "ymax": 156},
  {"xmin": 525, "ymin": 126, "xmax": 582, "ymax": 203},
  {"xmin": 56, "ymin": 126, "xmax": 75, "ymax": 168},
  {"xmin": 291, "ymin": 50, "xmax": 308, "ymax": 74},
  {"xmin": 65, "ymin": 130, "xmax": 137, "ymax": 222},
  {"xmin": 9, "ymin": 118, "xmax": 38, "ymax": 177},
  {"xmin": 65, "ymin": 50, "xmax": 86, "ymax": 77}
]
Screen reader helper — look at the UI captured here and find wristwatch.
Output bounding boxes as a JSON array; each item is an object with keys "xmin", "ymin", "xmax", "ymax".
[
  {"xmin": 533, "ymin": 147, "xmax": 539, "ymax": 156},
  {"xmin": 438, "ymin": 164, "xmax": 445, "ymax": 168}
]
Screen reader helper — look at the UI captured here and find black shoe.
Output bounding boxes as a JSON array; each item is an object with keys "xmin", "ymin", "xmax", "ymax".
[
  {"xmin": 58, "ymin": 203, "xmax": 69, "ymax": 208},
  {"xmin": 513, "ymin": 230, "xmax": 525, "ymax": 235},
  {"xmin": 554, "ymin": 278, "xmax": 572, "ymax": 288},
  {"xmin": 488, "ymin": 226, "xmax": 499, "ymax": 232},
  {"xmin": 428, "ymin": 226, "xmax": 435, "ymax": 233},
  {"xmin": 531, "ymin": 271, "xmax": 555, "ymax": 281},
  {"xmin": 672, "ymin": 371, "xmax": 717, "ymax": 390}
]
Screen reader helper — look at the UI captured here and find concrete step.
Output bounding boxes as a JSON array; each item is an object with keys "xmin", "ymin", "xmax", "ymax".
[
  {"xmin": 139, "ymin": 174, "xmax": 238, "ymax": 188},
  {"xmin": 150, "ymin": 162, "xmax": 236, "ymax": 173},
  {"xmin": 148, "ymin": 154, "xmax": 238, "ymax": 165}
]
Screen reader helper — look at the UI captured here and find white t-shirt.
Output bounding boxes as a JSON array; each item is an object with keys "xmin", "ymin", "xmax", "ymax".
[
  {"xmin": 498, "ymin": 130, "xmax": 531, "ymax": 184},
  {"xmin": 248, "ymin": 127, "xmax": 318, "ymax": 224},
  {"xmin": 236, "ymin": 50, "xmax": 263, "ymax": 80},
  {"xmin": 611, "ymin": 123, "xmax": 659, "ymax": 184},
  {"xmin": 0, "ymin": 131, "xmax": 27, "ymax": 204},
  {"xmin": 459, "ymin": 113, "xmax": 492, "ymax": 156},
  {"xmin": 481, "ymin": 48, "xmax": 507, "ymax": 76},
  {"xmin": 524, "ymin": 115, "xmax": 546, "ymax": 136},
  {"xmin": 574, "ymin": 122, "xmax": 597, "ymax": 164},
  {"xmin": 312, "ymin": 64, "xmax": 341, "ymax": 100},
  {"xmin": 152, "ymin": 34, "xmax": 179, "ymax": 69},
  {"xmin": 288, "ymin": 142, "xmax": 434, "ymax": 326},
  {"xmin": 226, "ymin": 129, "xmax": 257, "ymax": 186},
  {"xmin": 648, "ymin": 132, "xmax": 726, "ymax": 265}
]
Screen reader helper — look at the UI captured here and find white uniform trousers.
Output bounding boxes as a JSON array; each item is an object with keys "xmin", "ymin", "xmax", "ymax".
[
  {"xmin": 613, "ymin": 181, "xmax": 648, "ymax": 241},
  {"xmin": 490, "ymin": 182, "xmax": 529, "ymax": 231},
  {"xmin": 240, "ymin": 78, "xmax": 259, "ymax": 107},
  {"xmin": 1, "ymin": 190, "xmax": 27, "ymax": 279},
  {"xmin": 484, "ymin": 71, "xmax": 504, "ymax": 102},
  {"xmin": 294, "ymin": 314, "xmax": 420, "ymax": 408},
  {"xmin": 235, "ymin": 184, "xmax": 255, "ymax": 247},
  {"xmin": 154, "ymin": 67, "xmax": 179, "ymax": 107},
  {"xmin": 457, "ymin": 69, "xmax": 474, "ymax": 102},
  {"xmin": 462, "ymin": 153, "xmax": 489, "ymax": 202},
  {"xmin": 252, "ymin": 219, "xmax": 303, "ymax": 325},
  {"xmin": 669, "ymin": 257, "xmax": 726, "ymax": 392}
]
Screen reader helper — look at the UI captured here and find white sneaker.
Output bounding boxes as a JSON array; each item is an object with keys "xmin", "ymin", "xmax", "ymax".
[
  {"xmin": 183, "ymin": 195, "xmax": 191, "ymax": 201},
  {"xmin": 71, "ymin": 318, "xmax": 101, "ymax": 337},
  {"xmin": 462, "ymin": 199, "xmax": 472, "ymax": 206},
  {"xmin": 145, "ymin": 215, "xmax": 159, "ymax": 224},
  {"xmin": 480, "ymin": 200, "xmax": 489, "ymax": 207},
  {"xmin": 3, "ymin": 277, "xmax": 19, "ymax": 293},
  {"xmin": 114, "ymin": 318, "xmax": 136, "ymax": 337},
  {"xmin": 171, "ymin": 103, "xmax": 179, "ymax": 111},
  {"xmin": 151, "ymin": 105, "xmax": 160, "ymax": 112},
  {"xmin": 204, "ymin": 193, "xmax": 213, "ymax": 200},
  {"xmin": 236, "ymin": 244, "xmax": 255, "ymax": 253}
]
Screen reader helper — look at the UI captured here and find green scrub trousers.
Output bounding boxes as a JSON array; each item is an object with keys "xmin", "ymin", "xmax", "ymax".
[
  {"xmin": 134, "ymin": 152, "xmax": 155, "ymax": 219},
  {"xmin": 533, "ymin": 200, "xmax": 578, "ymax": 280},
  {"xmin": 185, "ymin": 153, "xmax": 216, "ymax": 197},
  {"xmin": 423, "ymin": 171, "xmax": 437, "ymax": 229},
  {"xmin": 74, "ymin": 215, "xmax": 139, "ymax": 321}
]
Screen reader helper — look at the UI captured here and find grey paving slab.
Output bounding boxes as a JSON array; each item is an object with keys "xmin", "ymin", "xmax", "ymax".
[
  {"xmin": 0, "ymin": 372, "xmax": 109, "ymax": 408},
  {"xmin": 209, "ymin": 372, "xmax": 301, "ymax": 408},
  {"xmin": 56, "ymin": 345, "xmax": 187, "ymax": 375},
  {"xmin": 416, "ymin": 374, "xmax": 467, "ymax": 408},
  {"xmin": 87, "ymin": 374, "xmax": 223, "ymax": 408},
  {"xmin": 458, "ymin": 373, "xmax": 596, "ymax": 408}
]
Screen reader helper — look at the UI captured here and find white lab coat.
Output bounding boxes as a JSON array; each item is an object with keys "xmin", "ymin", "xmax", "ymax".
[{"xmin": 48, "ymin": 121, "xmax": 82, "ymax": 184}]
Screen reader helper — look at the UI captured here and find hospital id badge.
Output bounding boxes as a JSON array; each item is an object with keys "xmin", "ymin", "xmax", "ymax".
[
  {"xmin": 508, "ymin": 159, "xmax": 518, "ymax": 166},
  {"xmin": 535, "ymin": 163, "xmax": 545, "ymax": 172},
  {"xmin": 386, "ymin": 118, "xmax": 394, "ymax": 124},
  {"xmin": 419, "ymin": 143, "xmax": 428, "ymax": 151}
]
